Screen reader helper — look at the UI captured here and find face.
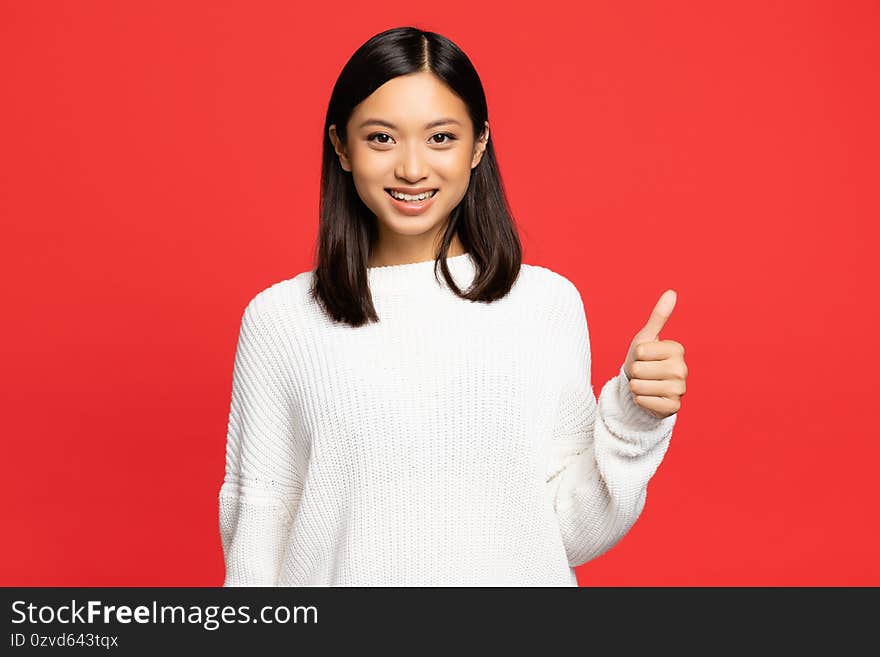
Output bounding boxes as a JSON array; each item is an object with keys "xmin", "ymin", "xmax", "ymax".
[{"xmin": 328, "ymin": 72, "xmax": 489, "ymax": 261}]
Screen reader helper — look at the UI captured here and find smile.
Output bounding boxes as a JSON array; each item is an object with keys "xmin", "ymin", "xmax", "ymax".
[
  {"xmin": 384, "ymin": 188, "xmax": 439, "ymax": 216},
  {"xmin": 385, "ymin": 189, "xmax": 438, "ymax": 201}
]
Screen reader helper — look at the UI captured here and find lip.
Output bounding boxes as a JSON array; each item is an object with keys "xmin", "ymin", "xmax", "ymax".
[
  {"xmin": 385, "ymin": 188, "xmax": 439, "ymax": 216},
  {"xmin": 386, "ymin": 187, "xmax": 436, "ymax": 194}
]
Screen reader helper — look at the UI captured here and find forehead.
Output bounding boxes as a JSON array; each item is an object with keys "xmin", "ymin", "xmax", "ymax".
[{"xmin": 350, "ymin": 72, "xmax": 470, "ymax": 129}]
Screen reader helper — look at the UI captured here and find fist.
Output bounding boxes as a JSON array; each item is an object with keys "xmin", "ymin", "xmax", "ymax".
[{"xmin": 622, "ymin": 289, "xmax": 688, "ymax": 420}]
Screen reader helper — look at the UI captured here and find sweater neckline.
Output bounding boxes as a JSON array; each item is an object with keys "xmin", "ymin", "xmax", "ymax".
[{"xmin": 366, "ymin": 251, "xmax": 476, "ymax": 294}]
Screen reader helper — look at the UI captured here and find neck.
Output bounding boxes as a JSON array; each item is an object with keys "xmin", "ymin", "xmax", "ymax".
[
  {"xmin": 366, "ymin": 250, "xmax": 476, "ymax": 295},
  {"xmin": 368, "ymin": 235, "xmax": 467, "ymax": 268}
]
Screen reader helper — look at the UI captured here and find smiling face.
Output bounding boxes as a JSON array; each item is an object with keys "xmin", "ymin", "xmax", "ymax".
[{"xmin": 328, "ymin": 71, "xmax": 489, "ymax": 266}]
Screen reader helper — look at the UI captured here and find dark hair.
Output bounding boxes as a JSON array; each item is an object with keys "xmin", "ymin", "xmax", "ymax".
[{"xmin": 310, "ymin": 26, "xmax": 523, "ymax": 327}]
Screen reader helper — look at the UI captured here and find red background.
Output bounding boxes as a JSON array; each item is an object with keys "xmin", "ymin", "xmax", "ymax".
[{"xmin": 2, "ymin": 1, "xmax": 877, "ymax": 586}]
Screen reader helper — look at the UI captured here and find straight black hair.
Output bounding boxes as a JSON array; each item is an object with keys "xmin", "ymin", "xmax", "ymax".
[{"xmin": 310, "ymin": 26, "xmax": 523, "ymax": 327}]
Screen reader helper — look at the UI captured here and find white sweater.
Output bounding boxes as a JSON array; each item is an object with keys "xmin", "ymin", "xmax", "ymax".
[{"xmin": 218, "ymin": 251, "xmax": 677, "ymax": 586}]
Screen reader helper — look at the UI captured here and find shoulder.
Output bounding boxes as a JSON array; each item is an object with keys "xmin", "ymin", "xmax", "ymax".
[
  {"xmin": 519, "ymin": 262, "xmax": 591, "ymax": 356},
  {"xmin": 231, "ymin": 272, "xmax": 319, "ymax": 364},
  {"xmin": 518, "ymin": 261, "xmax": 584, "ymax": 313},
  {"xmin": 240, "ymin": 269, "xmax": 315, "ymax": 328}
]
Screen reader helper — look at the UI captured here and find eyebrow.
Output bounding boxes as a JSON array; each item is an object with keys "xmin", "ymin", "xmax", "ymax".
[{"xmin": 357, "ymin": 117, "xmax": 463, "ymax": 130}]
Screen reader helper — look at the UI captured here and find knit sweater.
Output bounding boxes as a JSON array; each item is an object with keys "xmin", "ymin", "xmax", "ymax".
[{"xmin": 218, "ymin": 251, "xmax": 677, "ymax": 586}]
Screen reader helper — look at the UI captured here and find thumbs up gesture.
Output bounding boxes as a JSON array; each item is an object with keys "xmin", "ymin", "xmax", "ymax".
[{"xmin": 622, "ymin": 289, "xmax": 688, "ymax": 420}]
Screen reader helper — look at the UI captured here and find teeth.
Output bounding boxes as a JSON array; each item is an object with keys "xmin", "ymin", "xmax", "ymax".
[{"xmin": 389, "ymin": 189, "xmax": 436, "ymax": 201}]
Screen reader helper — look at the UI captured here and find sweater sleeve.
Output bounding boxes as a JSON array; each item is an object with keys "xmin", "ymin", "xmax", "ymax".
[
  {"xmin": 218, "ymin": 296, "xmax": 304, "ymax": 586},
  {"xmin": 545, "ymin": 281, "xmax": 677, "ymax": 568}
]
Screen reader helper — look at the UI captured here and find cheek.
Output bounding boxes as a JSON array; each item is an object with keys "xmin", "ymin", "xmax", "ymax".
[
  {"xmin": 441, "ymin": 160, "xmax": 475, "ymax": 196},
  {"xmin": 347, "ymin": 146, "xmax": 383, "ymax": 174},
  {"xmin": 348, "ymin": 159, "xmax": 384, "ymax": 191},
  {"xmin": 349, "ymin": 177, "xmax": 384, "ymax": 214},
  {"xmin": 350, "ymin": 149, "xmax": 471, "ymax": 192},
  {"xmin": 432, "ymin": 155, "xmax": 471, "ymax": 185},
  {"xmin": 440, "ymin": 152, "xmax": 473, "ymax": 174}
]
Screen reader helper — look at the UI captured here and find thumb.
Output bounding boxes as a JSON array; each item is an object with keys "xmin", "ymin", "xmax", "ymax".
[{"xmin": 636, "ymin": 289, "xmax": 677, "ymax": 342}]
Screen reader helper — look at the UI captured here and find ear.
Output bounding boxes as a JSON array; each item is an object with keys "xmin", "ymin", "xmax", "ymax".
[
  {"xmin": 471, "ymin": 121, "xmax": 489, "ymax": 169},
  {"xmin": 328, "ymin": 124, "xmax": 352, "ymax": 172}
]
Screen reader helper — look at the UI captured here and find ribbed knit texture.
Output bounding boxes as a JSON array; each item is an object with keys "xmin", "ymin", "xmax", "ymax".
[{"xmin": 218, "ymin": 252, "xmax": 677, "ymax": 586}]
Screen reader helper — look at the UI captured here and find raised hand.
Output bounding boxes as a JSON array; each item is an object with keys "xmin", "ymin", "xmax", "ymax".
[{"xmin": 622, "ymin": 289, "xmax": 687, "ymax": 420}]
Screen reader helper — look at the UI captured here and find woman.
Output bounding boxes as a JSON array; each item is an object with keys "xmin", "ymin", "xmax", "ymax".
[{"xmin": 218, "ymin": 26, "xmax": 687, "ymax": 586}]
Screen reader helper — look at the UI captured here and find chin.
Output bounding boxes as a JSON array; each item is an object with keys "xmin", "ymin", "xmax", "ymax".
[{"xmin": 383, "ymin": 217, "xmax": 443, "ymax": 235}]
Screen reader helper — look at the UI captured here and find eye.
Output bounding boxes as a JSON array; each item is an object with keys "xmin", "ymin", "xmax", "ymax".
[
  {"xmin": 431, "ymin": 132, "xmax": 457, "ymax": 144},
  {"xmin": 366, "ymin": 132, "xmax": 458, "ymax": 145},
  {"xmin": 367, "ymin": 132, "xmax": 393, "ymax": 144}
]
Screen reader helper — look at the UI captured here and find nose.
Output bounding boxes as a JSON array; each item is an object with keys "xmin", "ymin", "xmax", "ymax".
[{"xmin": 394, "ymin": 143, "xmax": 430, "ymax": 182}]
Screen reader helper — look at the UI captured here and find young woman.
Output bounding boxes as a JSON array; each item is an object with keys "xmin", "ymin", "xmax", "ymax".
[{"xmin": 218, "ymin": 26, "xmax": 688, "ymax": 586}]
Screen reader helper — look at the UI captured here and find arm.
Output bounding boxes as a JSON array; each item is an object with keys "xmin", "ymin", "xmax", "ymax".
[
  {"xmin": 218, "ymin": 295, "xmax": 304, "ymax": 586},
  {"xmin": 545, "ymin": 281, "xmax": 677, "ymax": 568}
]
